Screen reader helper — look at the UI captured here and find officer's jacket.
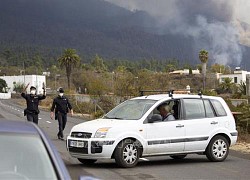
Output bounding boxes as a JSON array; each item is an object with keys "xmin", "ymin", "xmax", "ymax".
[
  {"xmin": 21, "ymin": 93, "xmax": 46, "ymax": 113},
  {"xmin": 51, "ymin": 96, "xmax": 72, "ymax": 114}
]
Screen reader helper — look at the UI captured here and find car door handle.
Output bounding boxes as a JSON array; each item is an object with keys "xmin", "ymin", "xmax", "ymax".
[
  {"xmin": 210, "ymin": 121, "xmax": 218, "ymax": 125},
  {"xmin": 176, "ymin": 124, "xmax": 184, "ymax": 128}
]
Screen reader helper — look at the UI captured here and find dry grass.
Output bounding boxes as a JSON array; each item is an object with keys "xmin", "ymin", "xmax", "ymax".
[
  {"xmin": 230, "ymin": 132, "xmax": 250, "ymax": 154},
  {"xmin": 231, "ymin": 142, "xmax": 250, "ymax": 154}
]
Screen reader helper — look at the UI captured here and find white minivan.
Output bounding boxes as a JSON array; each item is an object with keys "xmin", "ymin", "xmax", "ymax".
[{"xmin": 67, "ymin": 93, "xmax": 237, "ymax": 168}]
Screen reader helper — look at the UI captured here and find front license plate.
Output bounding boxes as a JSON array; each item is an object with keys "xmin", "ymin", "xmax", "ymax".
[{"xmin": 69, "ymin": 140, "xmax": 85, "ymax": 148}]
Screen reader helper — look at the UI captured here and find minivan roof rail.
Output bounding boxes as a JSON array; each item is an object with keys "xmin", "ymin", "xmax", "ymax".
[{"xmin": 139, "ymin": 90, "xmax": 174, "ymax": 97}]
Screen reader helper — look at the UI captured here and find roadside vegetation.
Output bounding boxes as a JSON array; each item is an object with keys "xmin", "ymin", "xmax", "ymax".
[{"xmin": 1, "ymin": 48, "xmax": 250, "ymax": 140}]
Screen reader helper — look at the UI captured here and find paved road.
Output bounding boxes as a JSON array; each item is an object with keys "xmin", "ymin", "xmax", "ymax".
[{"xmin": 1, "ymin": 99, "xmax": 250, "ymax": 180}]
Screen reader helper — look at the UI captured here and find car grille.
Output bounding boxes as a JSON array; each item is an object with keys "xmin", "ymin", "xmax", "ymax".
[
  {"xmin": 71, "ymin": 132, "xmax": 92, "ymax": 138},
  {"xmin": 69, "ymin": 147, "xmax": 88, "ymax": 154}
]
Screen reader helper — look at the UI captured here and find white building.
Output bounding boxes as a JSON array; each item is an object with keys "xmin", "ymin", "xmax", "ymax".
[
  {"xmin": 169, "ymin": 69, "xmax": 200, "ymax": 75},
  {"xmin": 218, "ymin": 68, "xmax": 250, "ymax": 84},
  {"xmin": 0, "ymin": 75, "xmax": 46, "ymax": 94}
]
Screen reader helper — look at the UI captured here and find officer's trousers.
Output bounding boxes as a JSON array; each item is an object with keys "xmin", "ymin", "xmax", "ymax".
[
  {"xmin": 57, "ymin": 112, "xmax": 67, "ymax": 138},
  {"xmin": 27, "ymin": 113, "xmax": 39, "ymax": 124}
]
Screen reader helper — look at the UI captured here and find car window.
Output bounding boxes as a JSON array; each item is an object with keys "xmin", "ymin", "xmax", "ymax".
[
  {"xmin": 183, "ymin": 99, "xmax": 205, "ymax": 119},
  {"xmin": 204, "ymin": 99, "xmax": 215, "ymax": 118},
  {"xmin": 150, "ymin": 100, "xmax": 179, "ymax": 120},
  {"xmin": 0, "ymin": 134, "xmax": 57, "ymax": 180},
  {"xmin": 104, "ymin": 99, "xmax": 157, "ymax": 120},
  {"xmin": 210, "ymin": 99, "xmax": 227, "ymax": 116}
]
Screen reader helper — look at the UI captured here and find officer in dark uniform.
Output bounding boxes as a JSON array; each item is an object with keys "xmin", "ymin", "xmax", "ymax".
[
  {"xmin": 21, "ymin": 84, "xmax": 46, "ymax": 124},
  {"xmin": 50, "ymin": 87, "xmax": 73, "ymax": 140}
]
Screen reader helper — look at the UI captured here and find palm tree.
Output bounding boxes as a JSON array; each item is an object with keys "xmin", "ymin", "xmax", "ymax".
[
  {"xmin": 219, "ymin": 77, "xmax": 234, "ymax": 93},
  {"xmin": 58, "ymin": 49, "xmax": 80, "ymax": 90},
  {"xmin": 199, "ymin": 49, "xmax": 209, "ymax": 90},
  {"xmin": 238, "ymin": 81, "xmax": 246, "ymax": 95}
]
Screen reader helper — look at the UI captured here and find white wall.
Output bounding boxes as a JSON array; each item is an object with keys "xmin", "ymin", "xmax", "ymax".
[
  {"xmin": 218, "ymin": 70, "xmax": 250, "ymax": 84},
  {"xmin": 0, "ymin": 75, "xmax": 46, "ymax": 94},
  {"xmin": 0, "ymin": 92, "xmax": 11, "ymax": 99}
]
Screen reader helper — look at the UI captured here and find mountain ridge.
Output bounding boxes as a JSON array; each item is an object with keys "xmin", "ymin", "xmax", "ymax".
[{"xmin": 0, "ymin": 0, "xmax": 249, "ymax": 69}]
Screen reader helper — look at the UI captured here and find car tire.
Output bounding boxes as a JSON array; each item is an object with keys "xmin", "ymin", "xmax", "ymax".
[
  {"xmin": 205, "ymin": 135, "xmax": 229, "ymax": 162},
  {"xmin": 78, "ymin": 158, "xmax": 97, "ymax": 165},
  {"xmin": 170, "ymin": 154, "xmax": 187, "ymax": 160},
  {"xmin": 114, "ymin": 139, "xmax": 140, "ymax": 168}
]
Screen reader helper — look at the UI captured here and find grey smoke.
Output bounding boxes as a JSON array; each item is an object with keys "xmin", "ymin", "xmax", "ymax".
[{"xmin": 105, "ymin": 0, "xmax": 250, "ymax": 66}]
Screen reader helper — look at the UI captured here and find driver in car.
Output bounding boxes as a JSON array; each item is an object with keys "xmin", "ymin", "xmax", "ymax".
[{"xmin": 157, "ymin": 103, "xmax": 175, "ymax": 121}]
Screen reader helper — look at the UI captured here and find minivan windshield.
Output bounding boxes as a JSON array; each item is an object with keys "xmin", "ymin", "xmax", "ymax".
[{"xmin": 103, "ymin": 99, "xmax": 157, "ymax": 120}]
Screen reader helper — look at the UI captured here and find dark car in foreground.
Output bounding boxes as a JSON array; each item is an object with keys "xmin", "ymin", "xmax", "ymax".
[{"xmin": 0, "ymin": 120, "xmax": 71, "ymax": 180}]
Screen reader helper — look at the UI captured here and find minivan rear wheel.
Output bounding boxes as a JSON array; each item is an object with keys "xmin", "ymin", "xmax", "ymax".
[{"xmin": 206, "ymin": 135, "xmax": 229, "ymax": 162}]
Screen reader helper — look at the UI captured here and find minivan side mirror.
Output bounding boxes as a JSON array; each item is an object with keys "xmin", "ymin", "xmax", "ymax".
[{"xmin": 148, "ymin": 114, "xmax": 162, "ymax": 123}]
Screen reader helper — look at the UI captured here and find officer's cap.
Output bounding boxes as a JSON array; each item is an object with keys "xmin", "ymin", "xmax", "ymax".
[
  {"xmin": 30, "ymin": 86, "xmax": 36, "ymax": 90},
  {"xmin": 58, "ymin": 87, "xmax": 64, "ymax": 93}
]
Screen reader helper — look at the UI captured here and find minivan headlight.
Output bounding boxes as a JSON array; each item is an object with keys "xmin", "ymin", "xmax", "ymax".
[{"xmin": 94, "ymin": 127, "xmax": 110, "ymax": 138}]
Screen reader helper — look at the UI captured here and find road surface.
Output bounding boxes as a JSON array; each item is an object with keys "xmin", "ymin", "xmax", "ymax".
[{"xmin": 1, "ymin": 99, "xmax": 250, "ymax": 180}]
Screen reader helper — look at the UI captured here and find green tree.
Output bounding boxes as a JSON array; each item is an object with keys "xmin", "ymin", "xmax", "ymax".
[
  {"xmin": 91, "ymin": 54, "xmax": 107, "ymax": 72},
  {"xmin": 238, "ymin": 81, "xmax": 246, "ymax": 96},
  {"xmin": 115, "ymin": 66, "xmax": 127, "ymax": 73},
  {"xmin": 210, "ymin": 63, "xmax": 231, "ymax": 74},
  {"xmin": 199, "ymin": 49, "xmax": 209, "ymax": 90},
  {"xmin": 58, "ymin": 49, "xmax": 80, "ymax": 90},
  {"xmin": 0, "ymin": 78, "xmax": 8, "ymax": 93},
  {"xmin": 165, "ymin": 64, "xmax": 176, "ymax": 73},
  {"xmin": 2, "ymin": 50, "xmax": 12, "ymax": 61},
  {"xmin": 219, "ymin": 77, "xmax": 234, "ymax": 93},
  {"xmin": 13, "ymin": 82, "xmax": 25, "ymax": 93}
]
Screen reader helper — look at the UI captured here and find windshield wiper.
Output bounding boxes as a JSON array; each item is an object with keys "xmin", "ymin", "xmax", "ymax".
[{"xmin": 103, "ymin": 116, "xmax": 123, "ymax": 119}]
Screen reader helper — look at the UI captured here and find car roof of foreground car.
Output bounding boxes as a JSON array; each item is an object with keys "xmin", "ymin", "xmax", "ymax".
[
  {"xmin": 132, "ymin": 94, "xmax": 218, "ymax": 101},
  {"xmin": 0, "ymin": 120, "xmax": 38, "ymax": 134},
  {"xmin": 0, "ymin": 120, "xmax": 72, "ymax": 180}
]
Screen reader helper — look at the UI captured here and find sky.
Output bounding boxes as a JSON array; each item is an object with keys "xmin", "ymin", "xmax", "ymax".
[{"xmin": 105, "ymin": 0, "xmax": 250, "ymax": 66}]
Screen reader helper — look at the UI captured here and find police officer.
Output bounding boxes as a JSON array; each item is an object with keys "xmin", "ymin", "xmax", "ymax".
[
  {"xmin": 21, "ymin": 83, "xmax": 46, "ymax": 124},
  {"xmin": 50, "ymin": 87, "xmax": 73, "ymax": 140}
]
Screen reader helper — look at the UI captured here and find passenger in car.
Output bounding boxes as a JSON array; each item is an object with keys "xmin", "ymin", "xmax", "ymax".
[{"xmin": 157, "ymin": 103, "xmax": 175, "ymax": 121}]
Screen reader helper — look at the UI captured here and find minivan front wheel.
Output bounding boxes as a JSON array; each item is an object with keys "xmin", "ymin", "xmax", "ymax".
[
  {"xmin": 206, "ymin": 135, "xmax": 229, "ymax": 162},
  {"xmin": 114, "ymin": 139, "xmax": 140, "ymax": 168}
]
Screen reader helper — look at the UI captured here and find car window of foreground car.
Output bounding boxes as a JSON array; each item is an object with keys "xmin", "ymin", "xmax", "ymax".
[
  {"xmin": 0, "ymin": 133, "xmax": 57, "ymax": 180},
  {"xmin": 103, "ymin": 99, "xmax": 157, "ymax": 120}
]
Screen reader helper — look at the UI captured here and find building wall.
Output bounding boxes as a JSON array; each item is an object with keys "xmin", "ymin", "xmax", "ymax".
[
  {"xmin": 0, "ymin": 92, "xmax": 11, "ymax": 99},
  {"xmin": 219, "ymin": 74, "xmax": 243, "ymax": 84},
  {"xmin": 218, "ymin": 70, "xmax": 250, "ymax": 84},
  {"xmin": 0, "ymin": 75, "xmax": 46, "ymax": 94}
]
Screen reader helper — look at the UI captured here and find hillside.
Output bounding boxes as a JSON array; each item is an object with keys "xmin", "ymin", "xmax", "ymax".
[{"xmin": 0, "ymin": 0, "xmax": 249, "ymax": 69}]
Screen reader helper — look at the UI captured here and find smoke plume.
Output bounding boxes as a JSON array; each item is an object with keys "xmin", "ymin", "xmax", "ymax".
[{"xmin": 105, "ymin": 0, "xmax": 250, "ymax": 66}]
